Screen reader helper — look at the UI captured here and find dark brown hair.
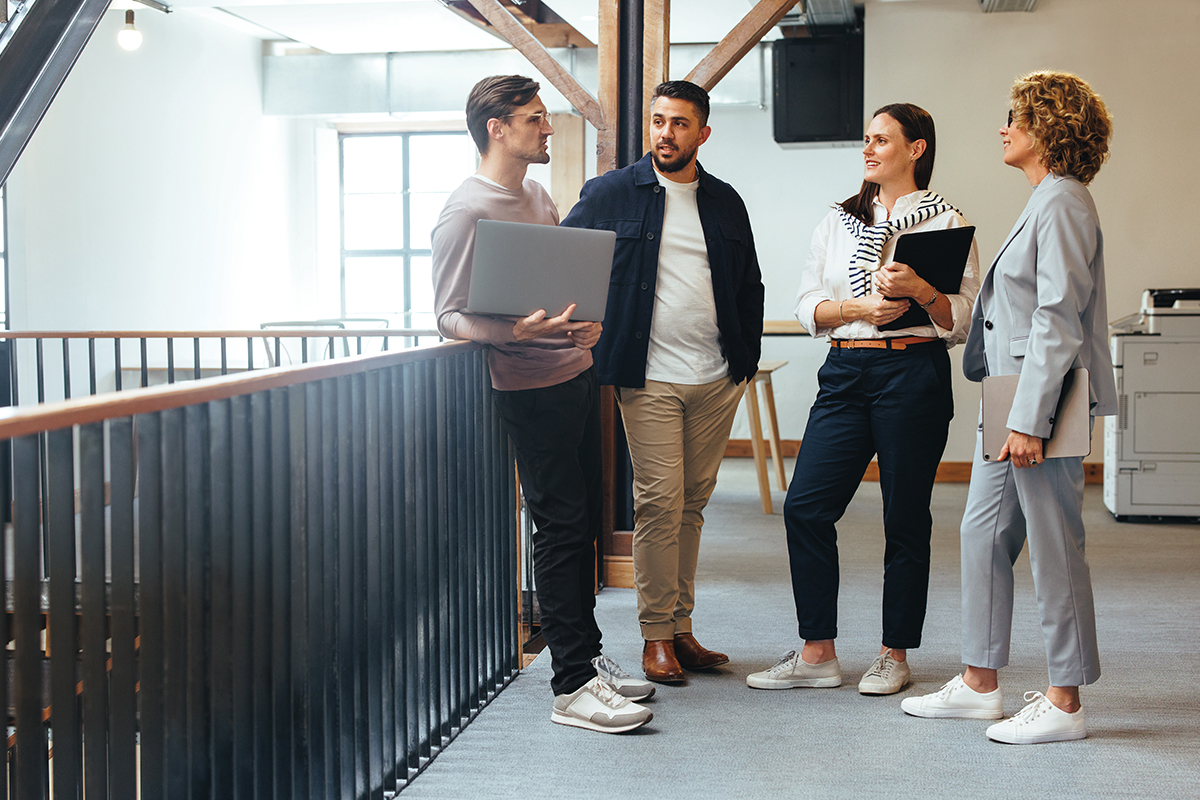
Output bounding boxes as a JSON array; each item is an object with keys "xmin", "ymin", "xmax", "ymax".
[
  {"xmin": 1010, "ymin": 71, "xmax": 1111, "ymax": 185},
  {"xmin": 651, "ymin": 80, "xmax": 710, "ymax": 126},
  {"xmin": 839, "ymin": 103, "xmax": 937, "ymax": 225},
  {"xmin": 465, "ymin": 75, "xmax": 541, "ymax": 154}
]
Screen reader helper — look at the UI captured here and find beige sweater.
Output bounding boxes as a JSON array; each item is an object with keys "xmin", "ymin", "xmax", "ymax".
[{"xmin": 431, "ymin": 175, "xmax": 591, "ymax": 391}]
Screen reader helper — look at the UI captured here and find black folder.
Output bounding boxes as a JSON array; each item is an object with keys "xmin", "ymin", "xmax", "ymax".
[{"xmin": 877, "ymin": 225, "xmax": 975, "ymax": 332}]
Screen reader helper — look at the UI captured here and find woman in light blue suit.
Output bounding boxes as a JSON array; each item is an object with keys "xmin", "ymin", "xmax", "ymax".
[{"xmin": 902, "ymin": 72, "xmax": 1117, "ymax": 744}]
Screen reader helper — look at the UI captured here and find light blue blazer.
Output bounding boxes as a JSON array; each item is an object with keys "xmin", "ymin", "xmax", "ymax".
[{"xmin": 962, "ymin": 174, "xmax": 1118, "ymax": 438}]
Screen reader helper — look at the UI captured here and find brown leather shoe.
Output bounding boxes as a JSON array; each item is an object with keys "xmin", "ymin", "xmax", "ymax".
[
  {"xmin": 642, "ymin": 639, "xmax": 685, "ymax": 683},
  {"xmin": 673, "ymin": 632, "xmax": 730, "ymax": 671}
]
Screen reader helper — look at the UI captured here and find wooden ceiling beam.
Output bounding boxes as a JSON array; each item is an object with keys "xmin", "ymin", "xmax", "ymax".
[
  {"xmin": 464, "ymin": 0, "xmax": 605, "ymax": 130},
  {"xmin": 685, "ymin": 0, "xmax": 800, "ymax": 91}
]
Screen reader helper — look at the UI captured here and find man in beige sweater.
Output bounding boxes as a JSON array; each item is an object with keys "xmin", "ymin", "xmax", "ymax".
[{"xmin": 431, "ymin": 75, "xmax": 653, "ymax": 734}]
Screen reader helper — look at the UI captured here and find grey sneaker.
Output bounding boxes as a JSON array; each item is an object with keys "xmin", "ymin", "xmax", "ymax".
[
  {"xmin": 857, "ymin": 649, "xmax": 911, "ymax": 695},
  {"xmin": 746, "ymin": 650, "xmax": 842, "ymax": 689},
  {"xmin": 593, "ymin": 655, "xmax": 655, "ymax": 702},
  {"xmin": 901, "ymin": 674, "xmax": 1003, "ymax": 719},
  {"xmin": 552, "ymin": 677, "xmax": 653, "ymax": 734}
]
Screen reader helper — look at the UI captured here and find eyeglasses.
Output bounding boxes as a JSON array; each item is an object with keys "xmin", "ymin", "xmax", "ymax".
[
  {"xmin": 499, "ymin": 111, "xmax": 552, "ymax": 126},
  {"xmin": 1006, "ymin": 109, "xmax": 1014, "ymax": 128}
]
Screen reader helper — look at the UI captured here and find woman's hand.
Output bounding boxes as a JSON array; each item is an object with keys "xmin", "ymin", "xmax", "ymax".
[
  {"xmin": 846, "ymin": 294, "xmax": 911, "ymax": 327},
  {"xmin": 999, "ymin": 431, "xmax": 1044, "ymax": 468},
  {"xmin": 874, "ymin": 262, "xmax": 932, "ymax": 303}
]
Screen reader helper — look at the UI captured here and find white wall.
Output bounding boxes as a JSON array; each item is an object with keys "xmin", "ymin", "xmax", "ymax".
[
  {"xmin": 702, "ymin": 0, "xmax": 1200, "ymax": 460},
  {"xmin": 6, "ymin": 9, "xmax": 329, "ymax": 334}
]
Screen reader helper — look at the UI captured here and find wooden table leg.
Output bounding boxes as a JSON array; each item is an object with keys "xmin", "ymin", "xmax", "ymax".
[{"xmin": 743, "ymin": 376, "xmax": 772, "ymax": 514}]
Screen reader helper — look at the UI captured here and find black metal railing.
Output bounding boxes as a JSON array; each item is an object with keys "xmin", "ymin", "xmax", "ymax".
[
  {"xmin": 0, "ymin": 328, "xmax": 442, "ymax": 409},
  {"xmin": 0, "ymin": 339, "xmax": 519, "ymax": 799}
]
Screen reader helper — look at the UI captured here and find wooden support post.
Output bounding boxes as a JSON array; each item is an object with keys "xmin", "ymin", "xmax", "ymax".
[
  {"xmin": 596, "ymin": 0, "xmax": 621, "ymax": 175},
  {"xmin": 549, "ymin": 113, "xmax": 586, "ymax": 218},
  {"xmin": 685, "ymin": 0, "xmax": 799, "ymax": 91},
  {"xmin": 641, "ymin": 0, "xmax": 670, "ymax": 154}
]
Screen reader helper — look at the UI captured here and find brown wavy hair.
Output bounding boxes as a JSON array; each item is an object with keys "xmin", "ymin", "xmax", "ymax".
[
  {"xmin": 1010, "ymin": 71, "xmax": 1112, "ymax": 185},
  {"xmin": 839, "ymin": 103, "xmax": 936, "ymax": 225}
]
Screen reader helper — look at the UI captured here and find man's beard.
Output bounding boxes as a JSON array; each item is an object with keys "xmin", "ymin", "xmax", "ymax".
[{"xmin": 652, "ymin": 142, "xmax": 696, "ymax": 174}]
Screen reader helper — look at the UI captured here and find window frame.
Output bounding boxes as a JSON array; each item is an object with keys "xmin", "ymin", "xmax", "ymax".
[{"xmin": 337, "ymin": 129, "xmax": 474, "ymax": 329}]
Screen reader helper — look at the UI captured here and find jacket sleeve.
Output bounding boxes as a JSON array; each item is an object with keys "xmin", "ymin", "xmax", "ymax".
[
  {"xmin": 738, "ymin": 207, "xmax": 765, "ymax": 377},
  {"xmin": 1007, "ymin": 190, "xmax": 1097, "ymax": 437},
  {"xmin": 560, "ymin": 177, "xmax": 600, "ymax": 229}
]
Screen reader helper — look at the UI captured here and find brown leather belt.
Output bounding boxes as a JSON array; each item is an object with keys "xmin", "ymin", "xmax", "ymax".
[{"xmin": 830, "ymin": 336, "xmax": 939, "ymax": 350}]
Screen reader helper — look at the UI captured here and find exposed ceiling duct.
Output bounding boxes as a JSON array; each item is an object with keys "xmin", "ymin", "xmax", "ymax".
[
  {"xmin": 980, "ymin": 0, "xmax": 1039, "ymax": 11},
  {"xmin": 804, "ymin": 0, "xmax": 858, "ymax": 29}
]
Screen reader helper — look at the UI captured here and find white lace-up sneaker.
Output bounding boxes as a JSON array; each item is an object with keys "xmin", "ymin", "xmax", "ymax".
[
  {"xmin": 593, "ymin": 655, "xmax": 655, "ymax": 702},
  {"xmin": 857, "ymin": 649, "xmax": 911, "ymax": 695},
  {"xmin": 551, "ymin": 676, "xmax": 653, "ymax": 734},
  {"xmin": 746, "ymin": 650, "xmax": 842, "ymax": 689},
  {"xmin": 901, "ymin": 674, "xmax": 1003, "ymax": 719},
  {"xmin": 986, "ymin": 691, "xmax": 1086, "ymax": 744}
]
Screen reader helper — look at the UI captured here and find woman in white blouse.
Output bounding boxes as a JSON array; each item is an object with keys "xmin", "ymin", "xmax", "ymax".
[{"xmin": 747, "ymin": 103, "xmax": 980, "ymax": 696}]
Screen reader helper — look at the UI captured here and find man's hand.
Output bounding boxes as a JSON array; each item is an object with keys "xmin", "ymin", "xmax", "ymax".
[
  {"xmin": 998, "ymin": 430, "xmax": 1044, "ymax": 468},
  {"xmin": 847, "ymin": 294, "xmax": 910, "ymax": 327},
  {"xmin": 874, "ymin": 262, "xmax": 932, "ymax": 303},
  {"xmin": 567, "ymin": 322, "xmax": 602, "ymax": 350},
  {"xmin": 512, "ymin": 303, "xmax": 595, "ymax": 342}
]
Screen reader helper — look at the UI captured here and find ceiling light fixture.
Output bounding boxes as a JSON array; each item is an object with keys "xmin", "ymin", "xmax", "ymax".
[{"xmin": 117, "ymin": 9, "xmax": 143, "ymax": 51}]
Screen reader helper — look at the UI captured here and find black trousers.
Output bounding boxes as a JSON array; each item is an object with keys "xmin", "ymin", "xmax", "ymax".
[
  {"xmin": 784, "ymin": 343, "xmax": 953, "ymax": 650},
  {"xmin": 492, "ymin": 367, "xmax": 603, "ymax": 696}
]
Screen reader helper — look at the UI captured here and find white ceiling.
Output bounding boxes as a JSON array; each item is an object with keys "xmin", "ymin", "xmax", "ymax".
[{"xmin": 144, "ymin": 0, "xmax": 782, "ymax": 55}]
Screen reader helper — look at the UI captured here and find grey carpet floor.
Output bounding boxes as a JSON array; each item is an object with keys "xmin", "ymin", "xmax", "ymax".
[{"xmin": 402, "ymin": 459, "xmax": 1200, "ymax": 799}]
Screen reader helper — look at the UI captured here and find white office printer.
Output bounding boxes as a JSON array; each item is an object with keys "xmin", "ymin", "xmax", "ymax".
[{"xmin": 1105, "ymin": 288, "xmax": 1200, "ymax": 521}]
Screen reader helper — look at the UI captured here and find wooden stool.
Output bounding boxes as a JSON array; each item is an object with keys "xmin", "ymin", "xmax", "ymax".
[{"xmin": 743, "ymin": 360, "xmax": 788, "ymax": 514}]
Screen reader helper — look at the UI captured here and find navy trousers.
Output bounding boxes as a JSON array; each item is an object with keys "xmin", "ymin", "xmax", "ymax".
[
  {"xmin": 492, "ymin": 367, "xmax": 603, "ymax": 696},
  {"xmin": 784, "ymin": 342, "xmax": 953, "ymax": 649}
]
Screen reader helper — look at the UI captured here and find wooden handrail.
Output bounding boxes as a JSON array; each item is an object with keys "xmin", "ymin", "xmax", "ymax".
[
  {"xmin": 0, "ymin": 340, "xmax": 480, "ymax": 439},
  {"xmin": 0, "ymin": 329, "xmax": 441, "ymax": 339}
]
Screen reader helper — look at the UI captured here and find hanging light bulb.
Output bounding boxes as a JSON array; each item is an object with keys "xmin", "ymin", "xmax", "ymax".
[{"xmin": 117, "ymin": 10, "xmax": 143, "ymax": 51}]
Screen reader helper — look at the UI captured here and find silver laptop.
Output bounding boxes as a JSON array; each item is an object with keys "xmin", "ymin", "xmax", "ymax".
[
  {"xmin": 467, "ymin": 220, "xmax": 616, "ymax": 323},
  {"xmin": 982, "ymin": 368, "xmax": 1092, "ymax": 461}
]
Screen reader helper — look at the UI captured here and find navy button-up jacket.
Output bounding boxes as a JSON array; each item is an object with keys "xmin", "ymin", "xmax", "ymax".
[{"xmin": 560, "ymin": 154, "xmax": 764, "ymax": 388}]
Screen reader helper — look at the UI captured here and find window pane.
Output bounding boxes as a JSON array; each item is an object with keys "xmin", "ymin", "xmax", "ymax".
[
  {"xmin": 409, "ymin": 256, "xmax": 434, "ymax": 322},
  {"xmin": 409, "ymin": 192, "xmax": 449, "ymax": 251},
  {"xmin": 344, "ymin": 194, "xmax": 404, "ymax": 250},
  {"xmin": 345, "ymin": 256, "xmax": 404, "ymax": 317},
  {"xmin": 343, "ymin": 136, "xmax": 404, "ymax": 194},
  {"xmin": 410, "ymin": 134, "xmax": 475, "ymax": 192}
]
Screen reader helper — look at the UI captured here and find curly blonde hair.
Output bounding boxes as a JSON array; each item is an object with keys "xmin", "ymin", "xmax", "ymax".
[{"xmin": 1010, "ymin": 71, "xmax": 1112, "ymax": 185}]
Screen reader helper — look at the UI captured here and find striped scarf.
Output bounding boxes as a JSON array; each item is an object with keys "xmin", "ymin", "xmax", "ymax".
[{"xmin": 839, "ymin": 191, "xmax": 958, "ymax": 297}]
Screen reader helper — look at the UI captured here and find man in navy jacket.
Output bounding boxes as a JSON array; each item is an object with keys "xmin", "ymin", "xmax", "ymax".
[{"xmin": 561, "ymin": 80, "xmax": 764, "ymax": 683}]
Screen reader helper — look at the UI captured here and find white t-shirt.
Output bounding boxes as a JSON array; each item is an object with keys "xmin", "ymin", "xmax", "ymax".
[{"xmin": 645, "ymin": 171, "xmax": 729, "ymax": 384}]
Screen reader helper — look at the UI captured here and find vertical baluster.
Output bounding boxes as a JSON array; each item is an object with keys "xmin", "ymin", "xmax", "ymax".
[
  {"xmin": 401, "ymin": 364, "xmax": 420, "ymax": 778},
  {"xmin": 194, "ymin": 337, "xmax": 202, "ymax": 381},
  {"xmin": 221, "ymin": 337, "xmax": 228, "ymax": 376},
  {"xmin": 140, "ymin": 338, "xmax": 149, "ymax": 388},
  {"xmin": 249, "ymin": 392, "xmax": 273, "ymax": 798},
  {"xmin": 335, "ymin": 376, "xmax": 354, "ymax": 799},
  {"xmin": 270, "ymin": 389, "xmax": 294, "ymax": 798},
  {"xmin": 137, "ymin": 412, "xmax": 165, "ymax": 798},
  {"xmin": 286, "ymin": 384, "xmax": 311, "ymax": 800},
  {"xmin": 79, "ymin": 422, "xmax": 108, "ymax": 797},
  {"xmin": 319, "ymin": 379, "xmax": 341, "ymax": 793},
  {"xmin": 88, "ymin": 337, "xmax": 97, "ymax": 395},
  {"xmin": 114, "ymin": 338, "xmax": 123, "ymax": 392},
  {"xmin": 275, "ymin": 337, "xmax": 281, "ymax": 368},
  {"xmin": 378, "ymin": 368, "xmax": 397, "ymax": 792},
  {"xmin": 365, "ymin": 371, "xmax": 384, "ymax": 795},
  {"xmin": 229, "ymin": 395, "xmax": 255, "ymax": 797},
  {"xmin": 12, "ymin": 434, "xmax": 48, "ymax": 799},
  {"xmin": 300, "ymin": 382, "xmax": 329, "ymax": 798},
  {"xmin": 166, "ymin": 338, "xmax": 176, "ymax": 384},
  {"xmin": 301, "ymin": 338, "xmax": 309, "ymax": 364},
  {"xmin": 161, "ymin": 408, "xmax": 187, "ymax": 797},
  {"xmin": 35, "ymin": 338, "xmax": 44, "ymax": 403},
  {"xmin": 9, "ymin": 335, "xmax": 20, "ymax": 405},
  {"xmin": 350, "ymin": 374, "xmax": 367, "ymax": 797},
  {"xmin": 108, "ymin": 418, "xmax": 138, "ymax": 799},
  {"xmin": 47, "ymin": 427, "xmax": 80, "ymax": 796},
  {"xmin": 248, "ymin": 337, "xmax": 255, "ymax": 371},
  {"xmin": 61, "ymin": 338, "xmax": 71, "ymax": 399},
  {"xmin": 434, "ymin": 358, "xmax": 452, "ymax": 742},
  {"xmin": 413, "ymin": 362, "xmax": 432, "ymax": 764},
  {"xmin": 209, "ymin": 400, "xmax": 235, "ymax": 792}
]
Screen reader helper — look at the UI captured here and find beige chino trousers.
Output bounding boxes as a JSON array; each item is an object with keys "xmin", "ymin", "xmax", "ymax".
[{"xmin": 617, "ymin": 376, "xmax": 743, "ymax": 641}]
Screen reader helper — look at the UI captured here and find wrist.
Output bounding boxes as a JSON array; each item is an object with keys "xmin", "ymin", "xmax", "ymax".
[{"xmin": 918, "ymin": 288, "xmax": 939, "ymax": 309}]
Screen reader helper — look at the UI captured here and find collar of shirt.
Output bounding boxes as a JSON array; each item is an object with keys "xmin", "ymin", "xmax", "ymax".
[{"xmin": 871, "ymin": 189, "xmax": 930, "ymax": 223}]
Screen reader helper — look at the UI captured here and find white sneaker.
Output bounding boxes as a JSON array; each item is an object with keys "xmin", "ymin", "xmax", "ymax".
[
  {"xmin": 551, "ymin": 676, "xmax": 653, "ymax": 734},
  {"xmin": 593, "ymin": 654, "xmax": 655, "ymax": 702},
  {"xmin": 746, "ymin": 650, "xmax": 842, "ymax": 689},
  {"xmin": 986, "ymin": 691, "xmax": 1086, "ymax": 744},
  {"xmin": 858, "ymin": 649, "xmax": 911, "ymax": 695},
  {"xmin": 901, "ymin": 674, "xmax": 1003, "ymax": 719}
]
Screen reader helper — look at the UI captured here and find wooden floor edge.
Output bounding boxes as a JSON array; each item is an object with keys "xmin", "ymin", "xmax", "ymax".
[{"xmin": 724, "ymin": 439, "xmax": 1103, "ymax": 484}]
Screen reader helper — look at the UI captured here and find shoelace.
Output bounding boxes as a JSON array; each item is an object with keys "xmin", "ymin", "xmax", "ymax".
[
  {"xmin": 590, "ymin": 678, "xmax": 626, "ymax": 707},
  {"xmin": 594, "ymin": 655, "xmax": 630, "ymax": 681},
  {"xmin": 863, "ymin": 652, "xmax": 891, "ymax": 679},
  {"xmin": 1010, "ymin": 691, "xmax": 1051, "ymax": 726},
  {"xmin": 934, "ymin": 675, "xmax": 966, "ymax": 699},
  {"xmin": 768, "ymin": 650, "xmax": 799, "ymax": 674}
]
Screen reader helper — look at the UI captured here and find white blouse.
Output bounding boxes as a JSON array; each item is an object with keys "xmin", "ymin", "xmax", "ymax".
[{"xmin": 794, "ymin": 190, "xmax": 981, "ymax": 344}]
